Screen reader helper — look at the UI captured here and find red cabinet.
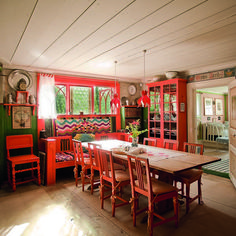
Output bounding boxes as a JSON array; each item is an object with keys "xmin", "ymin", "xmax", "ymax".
[{"xmin": 147, "ymin": 78, "xmax": 187, "ymax": 150}]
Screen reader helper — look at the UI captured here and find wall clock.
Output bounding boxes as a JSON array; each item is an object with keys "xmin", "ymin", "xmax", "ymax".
[{"xmin": 128, "ymin": 84, "xmax": 137, "ymax": 96}]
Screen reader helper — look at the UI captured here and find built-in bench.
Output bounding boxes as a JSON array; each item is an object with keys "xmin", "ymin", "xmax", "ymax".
[{"xmin": 41, "ymin": 117, "xmax": 129, "ymax": 185}]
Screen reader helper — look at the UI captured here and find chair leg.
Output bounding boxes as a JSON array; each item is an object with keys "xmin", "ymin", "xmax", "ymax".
[
  {"xmin": 37, "ymin": 160, "xmax": 41, "ymax": 185},
  {"xmin": 81, "ymin": 169, "xmax": 85, "ymax": 192},
  {"xmin": 173, "ymin": 195, "xmax": 179, "ymax": 228},
  {"xmin": 111, "ymin": 187, "xmax": 116, "ymax": 217},
  {"xmin": 7, "ymin": 161, "xmax": 11, "ymax": 186},
  {"xmin": 12, "ymin": 164, "xmax": 16, "ymax": 191},
  {"xmin": 100, "ymin": 177, "xmax": 104, "ymax": 209},
  {"xmin": 198, "ymin": 178, "xmax": 203, "ymax": 204},
  {"xmin": 74, "ymin": 166, "xmax": 78, "ymax": 187},
  {"xmin": 147, "ymin": 202, "xmax": 154, "ymax": 236},
  {"xmin": 185, "ymin": 183, "xmax": 190, "ymax": 214},
  {"xmin": 90, "ymin": 168, "xmax": 94, "ymax": 194}
]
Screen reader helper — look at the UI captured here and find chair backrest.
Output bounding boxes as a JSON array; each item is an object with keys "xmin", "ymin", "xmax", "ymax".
[
  {"xmin": 88, "ymin": 143, "xmax": 101, "ymax": 168},
  {"xmin": 143, "ymin": 137, "xmax": 157, "ymax": 146},
  {"xmin": 73, "ymin": 140, "xmax": 86, "ymax": 165},
  {"xmin": 127, "ymin": 155, "xmax": 152, "ymax": 198},
  {"xmin": 163, "ymin": 140, "xmax": 179, "ymax": 150},
  {"xmin": 184, "ymin": 142, "xmax": 203, "ymax": 155},
  {"xmin": 97, "ymin": 148, "xmax": 115, "ymax": 184},
  {"xmin": 95, "ymin": 133, "xmax": 109, "ymax": 140},
  {"xmin": 54, "ymin": 136, "xmax": 73, "ymax": 153},
  {"xmin": 6, "ymin": 134, "xmax": 34, "ymax": 158}
]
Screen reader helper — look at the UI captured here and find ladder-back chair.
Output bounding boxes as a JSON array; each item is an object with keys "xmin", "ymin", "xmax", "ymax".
[
  {"xmin": 163, "ymin": 140, "xmax": 179, "ymax": 150},
  {"xmin": 73, "ymin": 140, "xmax": 90, "ymax": 190},
  {"xmin": 143, "ymin": 137, "xmax": 157, "ymax": 146},
  {"xmin": 173, "ymin": 142, "xmax": 204, "ymax": 214},
  {"xmin": 127, "ymin": 155, "xmax": 178, "ymax": 236},
  {"xmin": 97, "ymin": 148, "xmax": 130, "ymax": 217}
]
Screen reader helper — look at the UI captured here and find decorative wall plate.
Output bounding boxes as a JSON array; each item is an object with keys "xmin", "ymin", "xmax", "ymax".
[
  {"xmin": 128, "ymin": 84, "xmax": 137, "ymax": 96},
  {"xmin": 8, "ymin": 69, "xmax": 33, "ymax": 90}
]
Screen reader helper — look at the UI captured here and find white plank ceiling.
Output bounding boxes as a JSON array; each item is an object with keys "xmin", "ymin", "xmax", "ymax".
[{"xmin": 0, "ymin": 0, "xmax": 236, "ymax": 82}]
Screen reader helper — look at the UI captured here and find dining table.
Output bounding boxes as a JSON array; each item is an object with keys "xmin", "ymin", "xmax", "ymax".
[
  {"xmin": 84, "ymin": 139, "xmax": 221, "ymax": 214},
  {"xmin": 85, "ymin": 139, "xmax": 221, "ymax": 175}
]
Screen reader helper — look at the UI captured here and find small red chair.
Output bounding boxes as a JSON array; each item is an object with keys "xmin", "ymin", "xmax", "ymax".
[{"xmin": 6, "ymin": 134, "xmax": 41, "ymax": 191}]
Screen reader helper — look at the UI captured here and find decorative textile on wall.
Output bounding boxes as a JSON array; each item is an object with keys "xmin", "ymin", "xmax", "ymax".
[
  {"xmin": 55, "ymin": 118, "xmax": 111, "ymax": 136},
  {"xmin": 38, "ymin": 74, "xmax": 56, "ymax": 119}
]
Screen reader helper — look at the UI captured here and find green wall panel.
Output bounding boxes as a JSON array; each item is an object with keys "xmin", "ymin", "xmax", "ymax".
[{"xmin": 0, "ymin": 105, "xmax": 38, "ymax": 185}]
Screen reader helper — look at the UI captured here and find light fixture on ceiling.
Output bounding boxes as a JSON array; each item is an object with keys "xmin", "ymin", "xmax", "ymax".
[
  {"xmin": 110, "ymin": 61, "xmax": 121, "ymax": 109},
  {"xmin": 138, "ymin": 50, "xmax": 150, "ymax": 107}
]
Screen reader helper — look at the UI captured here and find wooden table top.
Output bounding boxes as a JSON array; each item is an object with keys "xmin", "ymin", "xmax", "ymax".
[{"xmin": 84, "ymin": 139, "xmax": 221, "ymax": 174}]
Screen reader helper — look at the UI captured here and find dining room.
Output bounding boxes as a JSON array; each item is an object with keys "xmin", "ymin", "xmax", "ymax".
[{"xmin": 1, "ymin": 0, "xmax": 236, "ymax": 235}]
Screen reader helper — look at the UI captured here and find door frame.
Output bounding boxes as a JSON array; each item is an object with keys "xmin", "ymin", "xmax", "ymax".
[{"xmin": 187, "ymin": 77, "xmax": 235, "ymax": 143}]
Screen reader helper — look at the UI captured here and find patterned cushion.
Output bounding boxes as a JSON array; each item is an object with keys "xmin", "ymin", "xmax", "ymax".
[{"xmin": 56, "ymin": 151, "xmax": 74, "ymax": 162}]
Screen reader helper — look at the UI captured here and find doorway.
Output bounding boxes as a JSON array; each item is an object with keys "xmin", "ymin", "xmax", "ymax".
[{"xmin": 187, "ymin": 77, "xmax": 235, "ymax": 178}]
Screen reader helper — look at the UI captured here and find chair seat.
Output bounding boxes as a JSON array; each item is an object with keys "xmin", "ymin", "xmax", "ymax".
[
  {"xmin": 135, "ymin": 178, "xmax": 178, "ymax": 195},
  {"xmin": 103, "ymin": 170, "xmax": 130, "ymax": 182},
  {"xmin": 8, "ymin": 154, "xmax": 39, "ymax": 164},
  {"xmin": 175, "ymin": 169, "xmax": 203, "ymax": 182}
]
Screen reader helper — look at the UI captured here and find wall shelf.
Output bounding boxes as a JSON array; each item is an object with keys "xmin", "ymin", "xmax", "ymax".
[{"xmin": 4, "ymin": 104, "xmax": 37, "ymax": 116}]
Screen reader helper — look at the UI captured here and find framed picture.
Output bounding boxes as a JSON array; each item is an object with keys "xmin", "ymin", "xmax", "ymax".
[
  {"xmin": 204, "ymin": 98, "xmax": 213, "ymax": 115},
  {"xmin": 12, "ymin": 106, "xmax": 31, "ymax": 129},
  {"xmin": 216, "ymin": 99, "xmax": 223, "ymax": 115}
]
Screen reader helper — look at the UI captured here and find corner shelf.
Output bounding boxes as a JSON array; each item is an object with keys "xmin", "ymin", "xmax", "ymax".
[{"xmin": 4, "ymin": 104, "xmax": 37, "ymax": 116}]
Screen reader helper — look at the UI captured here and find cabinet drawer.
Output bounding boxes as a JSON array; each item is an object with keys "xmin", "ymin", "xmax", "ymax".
[{"xmin": 125, "ymin": 107, "xmax": 141, "ymax": 117}]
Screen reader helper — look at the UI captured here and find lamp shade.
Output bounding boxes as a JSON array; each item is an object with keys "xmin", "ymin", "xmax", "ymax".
[
  {"xmin": 110, "ymin": 93, "xmax": 120, "ymax": 108},
  {"xmin": 138, "ymin": 90, "xmax": 150, "ymax": 107}
]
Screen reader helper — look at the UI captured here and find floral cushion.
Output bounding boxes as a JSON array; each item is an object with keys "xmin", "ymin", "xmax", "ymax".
[{"xmin": 56, "ymin": 151, "xmax": 74, "ymax": 162}]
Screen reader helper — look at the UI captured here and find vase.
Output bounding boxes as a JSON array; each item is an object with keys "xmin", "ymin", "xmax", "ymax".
[{"xmin": 131, "ymin": 137, "xmax": 138, "ymax": 147}]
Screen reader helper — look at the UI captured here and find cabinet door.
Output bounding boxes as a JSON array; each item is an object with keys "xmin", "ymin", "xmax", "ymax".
[
  {"xmin": 163, "ymin": 83, "xmax": 177, "ymax": 141},
  {"xmin": 149, "ymin": 85, "xmax": 161, "ymax": 139}
]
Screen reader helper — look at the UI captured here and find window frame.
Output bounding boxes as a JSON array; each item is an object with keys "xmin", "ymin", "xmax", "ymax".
[{"xmin": 54, "ymin": 74, "xmax": 120, "ymax": 116}]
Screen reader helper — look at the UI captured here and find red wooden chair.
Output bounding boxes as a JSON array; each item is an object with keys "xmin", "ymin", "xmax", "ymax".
[
  {"xmin": 163, "ymin": 140, "xmax": 179, "ymax": 150},
  {"xmin": 127, "ymin": 155, "xmax": 178, "ymax": 235},
  {"xmin": 6, "ymin": 134, "xmax": 41, "ymax": 191},
  {"xmin": 173, "ymin": 142, "xmax": 204, "ymax": 214},
  {"xmin": 88, "ymin": 142, "xmax": 102, "ymax": 194},
  {"xmin": 97, "ymin": 148, "xmax": 130, "ymax": 217},
  {"xmin": 72, "ymin": 140, "xmax": 91, "ymax": 191},
  {"xmin": 143, "ymin": 137, "xmax": 157, "ymax": 146}
]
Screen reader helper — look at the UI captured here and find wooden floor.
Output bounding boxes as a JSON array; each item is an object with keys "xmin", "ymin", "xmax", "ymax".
[{"xmin": 0, "ymin": 167, "xmax": 236, "ymax": 236}]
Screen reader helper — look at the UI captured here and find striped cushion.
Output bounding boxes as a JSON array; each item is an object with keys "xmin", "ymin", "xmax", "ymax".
[{"xmin": 56, "ymin": 151, "xmax": 74, "ymax": 162}]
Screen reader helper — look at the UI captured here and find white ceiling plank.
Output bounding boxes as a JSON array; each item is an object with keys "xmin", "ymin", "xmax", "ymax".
[
  {"xmin": 11, "ymin": 0, "xmax": 96, "ymax": 65},
  {"xmin": 0, "ymin": 0, "xmax": 37, "ymax": 62},
  {"xmin": 30, "ymin": 0, "xmax": 135, "ymax": 67}
]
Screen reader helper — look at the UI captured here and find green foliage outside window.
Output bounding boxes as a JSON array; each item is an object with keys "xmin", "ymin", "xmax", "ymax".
[
  {"xmin": 55, "ymin": 85, "xmax": 66, "ymax": 114},
  {"xmin": 55, "ymin": 85, "xmax": 112, "ymax": 115}
]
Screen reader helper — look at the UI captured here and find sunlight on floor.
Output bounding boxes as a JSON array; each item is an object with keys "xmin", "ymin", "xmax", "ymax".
[{"xmin": 5, "ymin": 205, "xmax": 85, "ymax": 236}]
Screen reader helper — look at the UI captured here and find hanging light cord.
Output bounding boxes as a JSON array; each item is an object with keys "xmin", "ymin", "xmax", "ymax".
[
  {"xmin": 114, "ymin": 60, "xmax": 117, "ymax": 92},
  {"xmin": 143, "ymin": 50, "xmax": 146, "ymax": 90}
]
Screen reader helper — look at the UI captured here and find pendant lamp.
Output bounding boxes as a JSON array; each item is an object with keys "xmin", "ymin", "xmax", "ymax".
[
  {"xmin": 110, "ymin": 61, "xmax": 121, "ymax": 108},
  {"xmin": 138, "ymin": 50, "xmax": 151, "ymax": 107}
]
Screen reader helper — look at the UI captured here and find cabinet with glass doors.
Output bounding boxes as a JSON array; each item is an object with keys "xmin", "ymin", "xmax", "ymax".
[{"xmin": 148, "ymin": 78, "xmax": 187, "ymax": 150}]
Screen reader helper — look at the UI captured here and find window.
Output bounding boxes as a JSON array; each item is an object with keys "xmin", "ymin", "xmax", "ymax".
[
  {"xmin": 55, "ymin": 85, "xmax": 66, "ymax": 114},
  {"xmin": 54, "ymin": 76, "xmax": 117, "ymax": 116},
  {"xmin": 70, "ymin": 86, "xmax": 92, "ymax": 114}
]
